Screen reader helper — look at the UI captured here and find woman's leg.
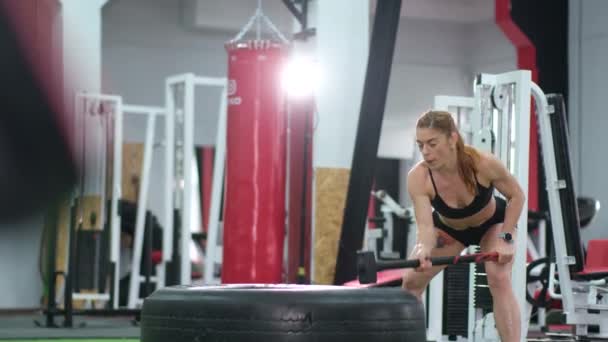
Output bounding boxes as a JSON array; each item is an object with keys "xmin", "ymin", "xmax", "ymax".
[
  {"xmin": 402, "ymin": 229, "xmax": 466, "ymax": 300},
  {"xmin": 479, "ymin": 223, "xmax": 520, "ymax": 342}
]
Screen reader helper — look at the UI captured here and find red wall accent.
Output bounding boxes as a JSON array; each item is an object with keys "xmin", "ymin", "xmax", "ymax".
[{"xmin": 495, "ymin": 0, "xmax": 540, "ymax": 211}]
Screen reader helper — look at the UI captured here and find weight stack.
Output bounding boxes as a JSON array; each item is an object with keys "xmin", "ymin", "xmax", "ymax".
[
  {"xmin": 443, "ymin": 263, "xmax": 469, "ymax": 338},
  {"xmin": 75, "ymin": 230, "xmax": 104, "ymax": 291}
]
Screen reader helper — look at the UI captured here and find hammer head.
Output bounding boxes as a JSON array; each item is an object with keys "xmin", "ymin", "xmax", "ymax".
[{"xmin": 356, "ymin": 251, "xmax": 377, "ymax": 284}]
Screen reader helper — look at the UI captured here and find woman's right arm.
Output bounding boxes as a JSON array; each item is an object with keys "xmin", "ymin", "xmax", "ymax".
[
  {"xmin": 407, "ymin": 167, "xmax": 436, "ymax": 270},
  {"xmin": 407, "ymin": 167, "xmax": 436, "ymax": 248}
]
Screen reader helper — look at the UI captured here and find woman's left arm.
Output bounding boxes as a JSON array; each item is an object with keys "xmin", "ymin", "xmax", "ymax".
[{"xmin": 483, "ymin": 154, "xmax": 526, "ymax": 234}]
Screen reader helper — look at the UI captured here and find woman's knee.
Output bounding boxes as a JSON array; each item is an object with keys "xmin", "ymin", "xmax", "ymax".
[
  {"xmin": 485, "ymin": 263, "xmax": 512, "ymax": 292},
  {"xmin": 401, "ymin": 270, "xmax": 431, "ymax": 297}
]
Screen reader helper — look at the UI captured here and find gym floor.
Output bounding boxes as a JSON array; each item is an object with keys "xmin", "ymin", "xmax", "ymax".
[
  {"xmin": 0, "ymin": 313, "xmax": 139, "ymax": 341},
  {"xmin": 2, "ymin": 340, "xmax": 137, "ymax": 342},
  {"xmin": 0, "ymin": 313, "xmax": 584, "ymax": 341}
]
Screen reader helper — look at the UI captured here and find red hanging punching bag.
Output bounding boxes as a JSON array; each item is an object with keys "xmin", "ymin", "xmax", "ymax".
[{"xmin": 222, "ymin": 40, "xmax": 288, "ymax": 284}]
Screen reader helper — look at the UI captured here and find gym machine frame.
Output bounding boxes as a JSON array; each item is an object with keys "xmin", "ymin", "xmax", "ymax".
[
  {"xmin": 123, "ymin": 105, "xmax": 166, "ymax": 309},
  {"xmin": 44, "ymin": 73, "xmax": 229, "ymax": 325},
  {"xmin": 427, "ymin": 70, "xmax": 532, "ymax": 341},
  {"xmin": 44, "ymin": 93, "xmax": 138, "ymax": 327},
  {"xmin": 363, "ymin": 190, "xmax": 412, "ymax": 261},
  {"xmin": 428, "ymin": 70, "xmax": 608, "ymax": 340},
  {"xmin": 44, "ymin": 94, "xmax": 169, "ymax": 325},
  {"xmin": 164, "ymin": 73, "xmax": 227, "ymax": 286},
  {"xmin": 532, "ymin": 89, "xmax": 608, "ymax": 338}
]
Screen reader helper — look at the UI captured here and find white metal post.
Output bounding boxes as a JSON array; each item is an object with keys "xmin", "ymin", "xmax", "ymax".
[
  {"xmin": 194, "ymin": 77, "xmax": 227, "ymax": 87},
  {"xmin": 537, "ymin": 218, "xmax": 547, "ymax": 327},
  {"xmin": 111, "ymin": 98, "xmax": 123, "ymax": 309},
  {"xmin": 471, "ymin": 71, "xmax": 531, "ymax": 341},
  {"xmin": 164, "ymin": 82, "xmax": 176, "ymax": 265},
  {"xmin": 127, "ymin": 112, "xmax": 157, "ymax": 308},
  {"xmin": 530, "ymin": 82, "xmax": 576, "ymax": 317},
  {"xmin": 180, "ymin": 74, "xmax": 196, "ymax": 285},
  {"xmin": 493, "ymin": 84, "xmax": 513, "ymax": 167},
  {"xmin": 76, "ymin": 93, "xmax": 123, "ymax": 308},
  {"xmin": 472, "ymin": 76, "xmax": 496, "ymax": 154},
  {"xmin": 204, "ymin": 82, "xmax": 228, "ymax": 285},
  {"xmin": 509, "ymin": 72, "xmax": 531, "ymax": 342}
]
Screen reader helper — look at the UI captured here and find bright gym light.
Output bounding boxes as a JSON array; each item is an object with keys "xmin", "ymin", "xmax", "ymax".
[{"xmin": 282, "ymin": 56, "xmax": 321, "ymax": 98}]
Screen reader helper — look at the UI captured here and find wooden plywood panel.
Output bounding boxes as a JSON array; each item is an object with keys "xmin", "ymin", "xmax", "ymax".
[
  {"xmin": 122, "ymin": 142, "xmax": 144, "ymax": 203},
  {"xmin": 312, "ymin": 167, "xmax": 350, "ymax": 285},
  {"xmin": 52, "ymin": 198, "xmax": 71, "ymax": 308},
  {"xmin": 76, "ymin": 195, "xmax": 103, "ymax": 231}
]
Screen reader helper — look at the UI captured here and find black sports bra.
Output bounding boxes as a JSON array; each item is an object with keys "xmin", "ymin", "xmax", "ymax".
[{"xmin": 428, "ymin": 168, "xmax": 494, "ymax": 219}]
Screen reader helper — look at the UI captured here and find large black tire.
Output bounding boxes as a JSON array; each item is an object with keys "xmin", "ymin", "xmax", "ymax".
[{"xmin": 141, "ymin": 284, "xmax": 426, "ymax": 342}]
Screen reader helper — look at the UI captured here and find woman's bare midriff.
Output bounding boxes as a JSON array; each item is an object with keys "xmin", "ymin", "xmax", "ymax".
[{"xmin": 435, "ymin": 196, "xmax": 497, "ymax": 230}]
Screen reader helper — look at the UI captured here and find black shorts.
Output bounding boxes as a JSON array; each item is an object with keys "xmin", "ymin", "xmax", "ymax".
[{"xmin": 432, "ymin": 196, "xmax": 507, "ymax": 247}]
